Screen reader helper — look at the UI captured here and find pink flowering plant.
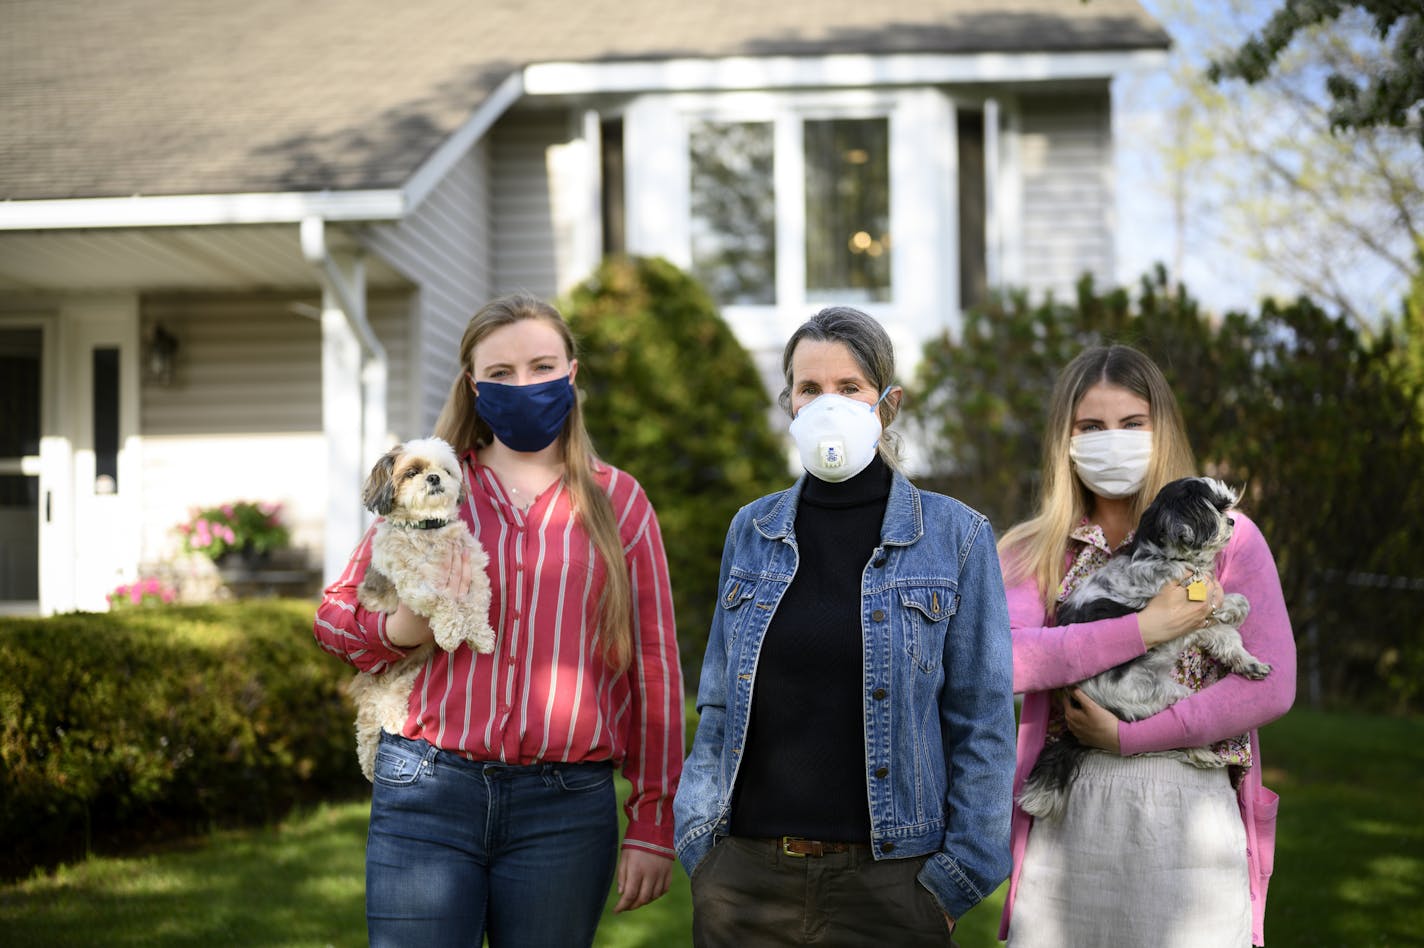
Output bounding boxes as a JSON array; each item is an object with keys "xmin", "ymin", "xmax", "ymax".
[
  {"xmin": 107, "ymin": 577, "xmax": 177, "ymax": 609},
  {"xmin": 178, "ymin": 500, "xmax": 291, "ymax": 561}
]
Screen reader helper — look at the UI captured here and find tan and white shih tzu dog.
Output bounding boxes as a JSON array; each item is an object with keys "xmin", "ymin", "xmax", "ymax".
[{"xmin": 347, "ymin": 436, "xmax": 495, "ymax": 780}]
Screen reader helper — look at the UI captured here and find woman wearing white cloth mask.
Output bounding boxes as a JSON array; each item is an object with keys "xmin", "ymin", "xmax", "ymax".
[
  {"xmin": 675, "ymin": 306, "xmax": 1016, "ymax": 946},
  {"xmin": 997, "ymin": 344, "xmax": 1296, "ymax": 947}
]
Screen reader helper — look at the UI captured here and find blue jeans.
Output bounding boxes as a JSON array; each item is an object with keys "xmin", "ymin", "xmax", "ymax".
[{"xmin": 365, "ymin": 733, "xmax": 619, "ymax": 948}]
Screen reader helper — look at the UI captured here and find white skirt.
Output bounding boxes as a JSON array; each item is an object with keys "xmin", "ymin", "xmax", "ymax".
[{"xmin": 1008, "ymin": 752, "xmax": 1251, "ymax": 948}]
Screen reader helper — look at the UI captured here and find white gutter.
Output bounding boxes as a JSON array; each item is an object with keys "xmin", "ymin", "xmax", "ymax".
[
  {"xmin": 0, "ymin": 48, "xmax": 1165, "ymax": 234},
  {"xmin": 300, "ymin": 216, "xmax": 384, "ymax": 365},
  {"xmin": 303, "ymin": 215, "xmax": 388, "ymax": 578},
  {"xmin": 0, "ymin": 71, "xmax": 528, "ymax": 233},
  {"xmin": 301, "ymin": 214, "xmax": 388, "ymax": 469},
  {"xmin": 523, "ymin": 48, "xmax": 1169, "ymax": 96},
  {"xmin": 0, "ymin": 189, "xmax": 406, "ymax": 231}
]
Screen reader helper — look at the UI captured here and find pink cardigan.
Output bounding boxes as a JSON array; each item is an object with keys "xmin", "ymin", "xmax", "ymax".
[{"xmin": 999, "ymin": 512, "xmax": 1296, "ymax": 945}]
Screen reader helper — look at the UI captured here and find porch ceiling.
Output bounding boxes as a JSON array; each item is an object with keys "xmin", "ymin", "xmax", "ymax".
[{"xmin": 0, "ymin": 224, "xmax": 409, "ymax": 294}]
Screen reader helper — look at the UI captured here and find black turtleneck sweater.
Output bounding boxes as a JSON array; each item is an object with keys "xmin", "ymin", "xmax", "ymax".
[{"xmin": 729, "ymin": 453, "xmax": 892, "ymax": 843}]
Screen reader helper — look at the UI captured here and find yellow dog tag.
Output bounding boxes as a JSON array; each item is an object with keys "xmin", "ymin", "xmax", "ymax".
[{"xmin": 1186, "ymin": 579, "xmax": 1208, "ymax": 602}]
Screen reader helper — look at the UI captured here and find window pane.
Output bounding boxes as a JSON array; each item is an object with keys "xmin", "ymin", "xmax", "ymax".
[
  {"xmin": 689, "ymin": 120, "xmax": 776, "ymax": 305},
  {"xmin": 805, "ymin": 118, "xmax": 891, "ymax": 303},
  {"xmin": 93, "ymin": 347, "xmax": 118, "ymax": 493}
]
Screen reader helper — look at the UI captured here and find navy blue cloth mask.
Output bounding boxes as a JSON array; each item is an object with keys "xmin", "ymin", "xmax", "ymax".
[{"xmin": 474, "ymin": 376, "xmax": 575, "ymax": 452}]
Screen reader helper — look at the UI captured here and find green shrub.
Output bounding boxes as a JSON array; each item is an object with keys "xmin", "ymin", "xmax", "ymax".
[
  {"xmin": 0, "ymin": 600, "xmax": 363, "ymax": 880},
  {"xmin": 563, "ymin": 256, "xmax": 791, "ymax": 664}
]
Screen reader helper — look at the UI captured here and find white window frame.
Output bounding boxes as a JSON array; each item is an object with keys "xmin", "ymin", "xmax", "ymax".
[{"xmin": 623, "ymin": 87, "xmax": 959, "ymax": 363}]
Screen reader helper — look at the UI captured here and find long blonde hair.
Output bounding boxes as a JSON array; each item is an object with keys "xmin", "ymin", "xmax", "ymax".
[
  {"xmin": 433, "ymin": 294, "xmax": 633, "ymax": 672},
  {"xmin": 998, "ymin": 345, "xmax": 1196, "ymax": 613}
]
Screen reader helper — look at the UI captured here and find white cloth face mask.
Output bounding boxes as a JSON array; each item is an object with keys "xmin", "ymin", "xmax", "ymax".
[
  {"xmin": 789, "ymin": 392, "xmax": 885, "ymax": 483},
  {"xmin": 1069, "ymin": 429, "xmax": 1154, "ymax": 499}
]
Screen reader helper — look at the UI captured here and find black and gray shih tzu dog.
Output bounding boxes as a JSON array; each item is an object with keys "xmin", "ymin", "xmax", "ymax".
[{"xmin": 1017, "ymin": 476, "xmax": 1272, "ymax": 821}]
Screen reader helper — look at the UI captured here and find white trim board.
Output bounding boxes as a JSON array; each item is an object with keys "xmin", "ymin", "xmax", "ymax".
[
  {"xmin": 0, "ymin": 191, "xmax": 406, "ymax": 232},
  {"xmin": 524, "ymin": 49, "xmax": 1168, "ymax": 96}
]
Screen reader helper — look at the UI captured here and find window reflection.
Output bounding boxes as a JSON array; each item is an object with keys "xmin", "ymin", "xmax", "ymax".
[
  {"xmin": 689, "ymin": 120, "xmax": 777, "ymax": 306},
  {"xmin": 805, "ymin": 118, "xmax": 891, "ymax": 303}
]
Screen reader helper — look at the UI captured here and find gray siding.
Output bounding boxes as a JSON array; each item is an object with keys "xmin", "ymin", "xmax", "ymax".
[
  {"xmin": 1018, "ymin": 89, "xmax": 1113, "ymax": 301},
  {"xmin": 364, "ymin": 146, "xmax": 492, "ymax": 435},
  {"xmin": 490, "ymin": 111, "xmax": 565, "ymax": 299},
  {"xmin": 140, "ymin": 293, "xmax": 411, "ymax": 435}
]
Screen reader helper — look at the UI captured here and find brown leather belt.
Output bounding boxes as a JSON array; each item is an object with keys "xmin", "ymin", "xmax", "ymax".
[{"xmin": 773, "ymin": 836, "xmax": 852, "ymax": 858}]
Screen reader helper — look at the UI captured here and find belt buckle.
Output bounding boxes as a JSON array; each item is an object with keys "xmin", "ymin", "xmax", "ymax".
[{"xmin": 780, "ymin": 835, "xmax": 809, "ymax": 858}]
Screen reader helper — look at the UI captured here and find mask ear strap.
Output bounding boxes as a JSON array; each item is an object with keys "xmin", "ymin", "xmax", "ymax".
[{"xmin": 873, "ymin": 385, "xmax": 894, "ymax": 408}]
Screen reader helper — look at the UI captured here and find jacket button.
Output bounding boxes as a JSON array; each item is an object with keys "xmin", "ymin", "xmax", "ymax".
[
  {"xmin": 880, "ymin": 841, "xmax": 895, "ymax": 853},
  {"xmin": 875, "ymin": 766, "xmax": 889, "ymax": 778},
  {"xmin": 871, "ymin": 609, "xmax": 885, "ymax": 622},
  {"xmin": 872, "ymin": 688, "xmax": 887, "ymax": 700}
]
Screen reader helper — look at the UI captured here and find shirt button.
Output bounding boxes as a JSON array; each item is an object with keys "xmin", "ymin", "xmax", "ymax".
[
  {"xmin": 880, "ymin": 841, "xmax": 895, "ymax": 853},
  {"xmin": 871, "ymin": 609, "xmax": 886, "ymax": 622},
  {"xmin": 875, "ymin": 766, "xmax": 889, "ymax": 778},
  {"xmin": 873, "ymin": 688, "xmax": 887, "ymax": 700}
]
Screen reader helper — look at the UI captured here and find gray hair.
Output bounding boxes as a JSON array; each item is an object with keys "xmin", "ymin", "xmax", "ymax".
[{"xmin": 779, "ymin": 306, "xmax": 902, "ymax": 464}]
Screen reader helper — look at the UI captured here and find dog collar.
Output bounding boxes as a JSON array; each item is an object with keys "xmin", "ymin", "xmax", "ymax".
[{"xmin": 397, "ymin": 518, "xmax": 449, "ymax": 530}]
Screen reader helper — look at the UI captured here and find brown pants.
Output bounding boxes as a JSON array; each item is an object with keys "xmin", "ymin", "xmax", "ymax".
[{"xmin": 690, "ymin": 836, "xmax": 954, "ymax": 947}]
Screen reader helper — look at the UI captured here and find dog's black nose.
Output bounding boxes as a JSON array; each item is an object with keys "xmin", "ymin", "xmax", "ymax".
[{"xmin": 426, "ymin": 473, "xmax": 441, "ymax": 486}]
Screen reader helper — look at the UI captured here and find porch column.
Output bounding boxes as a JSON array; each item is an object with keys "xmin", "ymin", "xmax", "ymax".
[{"xmin": 320, "ymin": 286, "xmax": 364, "ymax": 583}]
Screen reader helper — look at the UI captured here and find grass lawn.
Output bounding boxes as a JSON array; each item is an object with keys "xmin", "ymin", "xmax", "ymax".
[{"xmin": 1, "ymin": 707, "xmax": 1419, "ymax": 946}]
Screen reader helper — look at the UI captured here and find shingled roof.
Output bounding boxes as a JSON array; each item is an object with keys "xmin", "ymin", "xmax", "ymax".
[{"xmin": 1, "ymin": 0, "xmax": 1168, "ymax": 202}]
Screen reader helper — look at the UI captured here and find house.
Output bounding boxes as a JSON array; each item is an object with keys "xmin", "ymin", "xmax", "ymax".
[{"xmin": 0, "ymin": 0, "xmax": 1169, "ymax": 614}]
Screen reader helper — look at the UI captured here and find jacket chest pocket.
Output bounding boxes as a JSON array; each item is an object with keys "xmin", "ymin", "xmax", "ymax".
[
  {"xmin": 719, "ymin": 576, "xmax": 762, "ymax": 646},
  {"xmin": 897, "ymin": 585, "xmax": 958, "ymax": 673}
]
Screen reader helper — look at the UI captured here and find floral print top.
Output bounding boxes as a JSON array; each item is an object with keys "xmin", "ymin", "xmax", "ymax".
[{"xmin": 1049, "ymin": 520, "xmax": 1253, "ymax": 772}]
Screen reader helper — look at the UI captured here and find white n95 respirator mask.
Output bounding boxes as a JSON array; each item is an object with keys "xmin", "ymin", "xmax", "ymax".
[{"xmin": 789, "ymin": 392, "xmax": 885, "ymax": 483}]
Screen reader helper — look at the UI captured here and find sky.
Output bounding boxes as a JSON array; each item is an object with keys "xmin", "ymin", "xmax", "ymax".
[
  {"xmin": 1109, "ymin": 0, "xmax": 1416, "ymax": 322},
  {"xmin": 1112, "ymin": 0, "xmax": 1277, "ymax": 314}
]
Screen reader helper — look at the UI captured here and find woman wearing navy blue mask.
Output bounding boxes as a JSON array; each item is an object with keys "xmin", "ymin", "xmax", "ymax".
[
  {"xmin": 674, "ymin": 306, "xmax": 1016, "ymax": 946},
  {"xmin": 315, "ymin": 294, "xmax": 683, "ymax": 947}
]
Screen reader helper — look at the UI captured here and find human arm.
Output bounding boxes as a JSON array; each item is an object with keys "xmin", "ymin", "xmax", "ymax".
[
  {"xmin": 615, "ymin": 488, "xmax": 686, "ymax": 874},
  {"xmin": 1003, "ymin": 563, "xmax": 1144, "ymax": 694},
  {"xmin": 917, "ymin": 518, "xmax": 1017, "ymax": 920},
  {"xmin": 671, "ymin": 518, "xmax": 740, "ymax": 877},
  {"xmin": 311, "ymin": 524, "xmax": 415, "ymax": 672},
  {"xmin": 1117, "ymin": 513, "xmax": 1296, "ymax": 754},
  {"xmin": 313, "ymin": 520, "xmax": 481, "ymax": 658},
  {"xmin": 1004, "ymin": 554, "xmax": 1219, "ymax": 694}
]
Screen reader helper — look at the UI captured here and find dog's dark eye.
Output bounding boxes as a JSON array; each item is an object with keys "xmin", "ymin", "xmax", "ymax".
[
  {"xmin": 1227, "ymin": 516, "xmax": 1236, "ymax": 526},
  {"xmin": 404, "ymin": 469, "xmax": 420, "ymax": 479}
]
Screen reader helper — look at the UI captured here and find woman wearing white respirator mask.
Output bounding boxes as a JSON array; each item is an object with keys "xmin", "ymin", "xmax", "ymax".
[
  {"xmin": 675, "ymin": 307, "xmax": 1016, "ymax": 946},
  {"xmin": 997, "ymin": 345, "xmax": 1296, "ymax": 947}
]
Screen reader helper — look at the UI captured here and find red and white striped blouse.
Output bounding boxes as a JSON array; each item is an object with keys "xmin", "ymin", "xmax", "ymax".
[{"xmin": 314, "ymin": 454, "xmax": 684, "ymax": 856}]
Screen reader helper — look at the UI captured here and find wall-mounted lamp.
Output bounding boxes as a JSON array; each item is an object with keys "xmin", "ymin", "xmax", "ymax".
[{"xmin": 145, "ymin": 323, "xmax": 179, "ymax": 386}]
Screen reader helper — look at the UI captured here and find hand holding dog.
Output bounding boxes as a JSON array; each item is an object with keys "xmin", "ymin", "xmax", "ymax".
[
  {"xmin": 613, "ymin": 849, "xmax": 673, "ymax": 913},
  {"xmin": 384, "ymin": 541, "xmax": 475, "ymax": 649},
  {"xmin": 1063, "ymin": 687, "xmax": 1121, "ymax": 753},
  {"xmin": 1137, "ymin": 574, "xmax": 1222, "ymax": 648}
]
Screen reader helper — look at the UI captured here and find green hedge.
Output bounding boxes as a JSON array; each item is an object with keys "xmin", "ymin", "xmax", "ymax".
[{"xmin": 0, "ymin": 600, "xmax": 364, "ymax": 880}]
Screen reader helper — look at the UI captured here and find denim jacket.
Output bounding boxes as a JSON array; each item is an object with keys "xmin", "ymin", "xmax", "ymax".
[{"xmin": 673, "ymin": 470, "xmax": 1016, "ymax": 920}]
